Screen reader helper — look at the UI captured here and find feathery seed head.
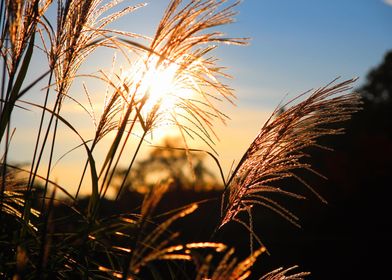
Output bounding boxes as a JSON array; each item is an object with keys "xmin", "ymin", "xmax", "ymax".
[{"xmin": 221, "ymin": 78, "xmax": 362, "ymax": 229}]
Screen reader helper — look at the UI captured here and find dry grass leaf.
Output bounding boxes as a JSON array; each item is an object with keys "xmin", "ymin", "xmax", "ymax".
[
  {"xmin": 260, "ymin": 265, "xmax": 310, "ymax": 280},
  {"xmin": 197, "ymin": 246, "xmax": 266, "ymax": 280}
]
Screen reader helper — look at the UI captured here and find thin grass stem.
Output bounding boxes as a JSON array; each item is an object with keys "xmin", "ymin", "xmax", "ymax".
[{"xmin": 114, "ymin": 130, "xmax": 148, "ymax": 201}]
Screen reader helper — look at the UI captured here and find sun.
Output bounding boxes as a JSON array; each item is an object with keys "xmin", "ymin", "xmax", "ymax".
[
  {"xmin": 141, "ymin": 55, "xmax": 181, "ymax": 114},
  {"xmin": 122, "ymin": 54, "xmax": 198, "ymax": 128},
  {"xmin": 118, "ymin": 49, "xmax": 224, "ymax": 144}
]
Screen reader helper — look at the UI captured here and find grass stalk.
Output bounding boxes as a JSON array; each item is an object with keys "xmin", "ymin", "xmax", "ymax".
[
  {"xmin": 26, "ymin": 70, "xmax": 54, "ymax": 193},
  {"xmin": 0, "ymin": 1, "xmax": 361, "ymax": 279},
  {"xmin": 100, "ymin": 111, "xmax": 139, "ymax": 199},
  {"xmin": 114, "ymin": 129, "xmax": 148, "ymax": 201}
]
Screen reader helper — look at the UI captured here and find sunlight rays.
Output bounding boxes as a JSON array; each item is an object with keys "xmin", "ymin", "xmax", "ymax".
[{"xmin": 122, "ymin": 53, "xmax": 196, "ymax": 124}]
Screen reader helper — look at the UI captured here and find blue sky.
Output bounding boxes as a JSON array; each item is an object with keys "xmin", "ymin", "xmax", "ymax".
[
  {"xmin": 114, "ymin": 0, "xmax": 392, "ymax": 115},
  {"xmin": 189, "ymin": 0, "xmax": 392, "ymax": 180},
  {"xmin": 83, "ymin": 0, "xmax": 392, "ymax": 112},
  {"xmin": 8, "ymin": 0, "xmax": 392, "ymax": 195},
  {"xmin": 220, "ymin": 0, "xmax": 392, "ymax": 106}
]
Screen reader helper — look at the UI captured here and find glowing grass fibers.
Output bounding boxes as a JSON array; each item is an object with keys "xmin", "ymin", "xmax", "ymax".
[{"xmin": 0, "ymin": 0, "xmax": 361, "ymax": 279}]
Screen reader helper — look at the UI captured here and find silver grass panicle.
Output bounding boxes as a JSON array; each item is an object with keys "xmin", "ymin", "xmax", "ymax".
[
  {"xmin": 0, "ymin": 0, "xmax": 50, "ymax": 140},
  {"xmin": 120, "ymin": 0, "xmax": 248, "ymax": 149},
  {"xmin": 260, "ymin": 266, "xmax": 310, "ymax": 280},
  {"xmin": 0, "ymin": 172, "xmax": 40, "ymax": 231},
  {"xmin": 196, "ymin": 246, "xmax": 266, "ymax": 280},
  {"xmin": 106, "ymin": 0, "xmax": 247, "ymax": 201},
  {"xmin": 47, "ymin": 0, "xmax": 145, "ymax": 97},
  {"xmin": 220, "ymin": 78, "xmax": 362, "ymax": 230},
  {"xmin": 29, "ymin": 0, "xmax": 144, "ymax": 204},
  {"xmin": 1, "ymin": 0, "xmax": 49, "ymax": 74},
  {"xmin": 94, "ymin": 68, "xmax": 139, "ymax": 142}
]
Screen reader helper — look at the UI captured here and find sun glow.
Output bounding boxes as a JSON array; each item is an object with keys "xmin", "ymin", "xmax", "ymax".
[
  {"xmin": 141, "ymin": 56, "xmax": 181, "ymax": 114},
  {"xmin": 114, "ymin": 35, "xmax": 233, "ymax": 145},
  {"xmin": 124, "ymin": 54, "xmax": 196, "ymax": 119}
]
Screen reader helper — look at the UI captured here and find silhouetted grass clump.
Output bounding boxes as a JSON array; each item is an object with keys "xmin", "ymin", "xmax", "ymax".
[{"xmin": 0, "ymin": 0, "xmax": 360, "ymax": 279}]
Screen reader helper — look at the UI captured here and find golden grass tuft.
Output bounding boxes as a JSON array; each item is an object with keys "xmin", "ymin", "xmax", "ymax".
[
  {"xmin": 220, "ymin": 78, "xmax": 362, "ymax": 233},
  {"xmin": 0, "ymin": 0, "xmax": 363, "ymax": 279}
]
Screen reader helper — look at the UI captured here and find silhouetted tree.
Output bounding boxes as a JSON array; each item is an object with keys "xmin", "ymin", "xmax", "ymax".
[
  {"xmin": 295, "ymin": 49, "xmax": 392, "ymax": 279},
  {"xmin": 355, "ymin": 50, "xmax": 392, "ymax": 138},
  {"xmin": 115, "ymin": 137, "xmax": 218, "ymax": 193},
  {"xmin": 361, "ymin": 50, "xmax": 392, "ymax": 103}
]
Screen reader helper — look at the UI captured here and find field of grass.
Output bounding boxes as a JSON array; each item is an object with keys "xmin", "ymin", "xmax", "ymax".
[{"xmin": 0, "ymin": 1, "xmax": 361, "ymax": 279}]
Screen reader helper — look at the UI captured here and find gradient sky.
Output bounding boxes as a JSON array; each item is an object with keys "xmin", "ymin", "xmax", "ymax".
[
  {"xmin": 8, "ymin": 0, "xmax": 392, "ymax": 196},
  {"xmin": 206, "ymin": 0, "xmax": 392, "ymax": 168}
]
